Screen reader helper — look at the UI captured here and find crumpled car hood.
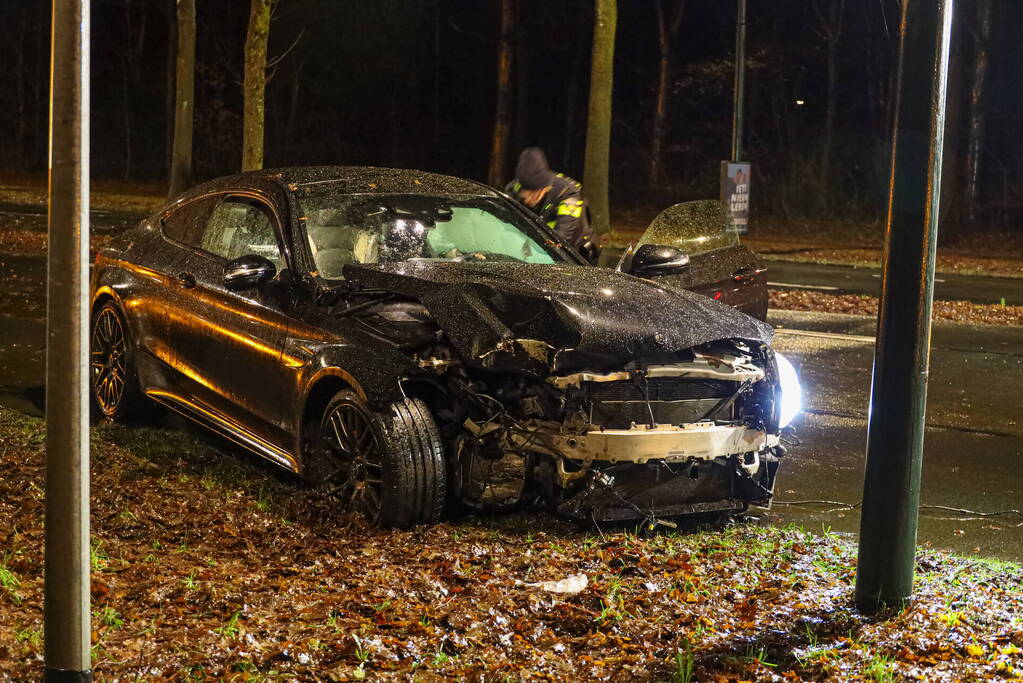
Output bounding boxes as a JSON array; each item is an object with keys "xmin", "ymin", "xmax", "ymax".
[{"xmin": 342, "ymin": 261, "xmax": 773, "ymax": 370}]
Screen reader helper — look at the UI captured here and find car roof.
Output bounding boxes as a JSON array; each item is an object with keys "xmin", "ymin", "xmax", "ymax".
[{"xmin": 173, "ymin": 166, "xmax": 500, "ymax": 203}]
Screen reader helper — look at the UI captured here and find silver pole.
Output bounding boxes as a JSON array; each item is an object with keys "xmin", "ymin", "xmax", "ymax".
[
  {"xmin": 45, "ymin": 0, "xmax": 92, "ymax": 680},
  {"xmin": 731, "ymin": 0, "xmax": 747, "ymax": 161}
]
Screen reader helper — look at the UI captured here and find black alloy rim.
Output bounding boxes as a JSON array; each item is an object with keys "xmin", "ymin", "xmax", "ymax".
[
  {"xmin": 321, "ymin": 401, "xmax": 384, "ymax": 523},
  {"xmin": 91, "ymin": 307, "xmax": 127, "ymax": 415}
]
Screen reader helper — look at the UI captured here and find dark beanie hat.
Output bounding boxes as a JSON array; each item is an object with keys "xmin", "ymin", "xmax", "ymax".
[{"xmin": 515, "ymin": 147, "xmax": 554, "ymax": 190}]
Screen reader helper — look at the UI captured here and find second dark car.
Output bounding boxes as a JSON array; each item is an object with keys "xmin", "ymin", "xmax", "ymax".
[{"xmin": 90, "ymin": 166, "xmax": 796, "ymax": 527}]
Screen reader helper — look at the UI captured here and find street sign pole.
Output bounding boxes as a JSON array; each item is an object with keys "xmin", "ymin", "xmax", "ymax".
[
  {"xmin": 855, "ymin": 0, "xmax": 954, "ymax": 612},
  {"xmin": 730, "ymin": 0, "xmax": 747, "ymax": 163},
  {"xmin": 45, "ymin": 0, "xmax": 92, "ymax": 680}
]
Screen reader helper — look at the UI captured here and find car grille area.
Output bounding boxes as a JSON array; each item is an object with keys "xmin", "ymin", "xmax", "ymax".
[{"xmin": 585, "ymin": 378, "xmax": 735, "ymax": 429}]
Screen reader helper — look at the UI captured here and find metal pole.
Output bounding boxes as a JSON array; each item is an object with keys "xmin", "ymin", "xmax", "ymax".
[
  {"xmin": 855, "ymin": 0, "xmax": 954, "ymax": 613},
  {"xmin": 45, "ymin": 0, "xmax": 92, "ymax": 680},
  {"xmin": 730, "ymin": 0, "xmax": 747, "ymax": 162}
]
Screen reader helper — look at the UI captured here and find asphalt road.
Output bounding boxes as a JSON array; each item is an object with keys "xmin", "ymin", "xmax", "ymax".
[
  {"xmin": 763, "ymin": 309, "xmax": 1023, "ymax": 561},
  {"xmin": 766, "ymin": 260, "xmax": 1023, "ymax": 305},
  {"xmin": 1, "ymin": 250, "xmax": 1021, "ymax": 560}
]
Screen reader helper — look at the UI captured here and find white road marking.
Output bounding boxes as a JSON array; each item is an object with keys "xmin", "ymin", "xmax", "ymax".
[
  {"xmin": 768, "ymin": 282, "xmax": 841, "ymax": 291},
  {"xmin": 870, "ymin": 273, "xmax": 946, "ymax": 283},
  {"xmin": 774, "ymin": 328, "xmax": 876, "ymax": 343}
]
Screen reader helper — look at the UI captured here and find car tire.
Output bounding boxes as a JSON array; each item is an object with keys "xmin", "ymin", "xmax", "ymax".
[
  {"xmin": 314, "ymin": 390, "xmax": 446, "ymax": 528},
  {"xmin": 90, "ymin": 300, "xmax": 146, "ymax": 422}
]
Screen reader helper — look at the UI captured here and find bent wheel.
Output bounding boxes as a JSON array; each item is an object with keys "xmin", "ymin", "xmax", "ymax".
[
  {"xmin": 90, "ymin": 301, "xmax": 144, "ymax": 421},
  {"xmin": 315, "ymin": 391, "xmax": 446, "ymax": 528}
]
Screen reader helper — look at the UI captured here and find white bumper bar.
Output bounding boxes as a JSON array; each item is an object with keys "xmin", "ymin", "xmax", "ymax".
[{"xmin": 548, "ymin": 422, "xmax": 778, "ymax": 464}]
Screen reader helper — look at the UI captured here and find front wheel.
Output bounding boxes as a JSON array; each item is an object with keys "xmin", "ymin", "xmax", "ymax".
[{"xmin": 310, "ymin": 391, "xmax": 446, "ymax": 528}]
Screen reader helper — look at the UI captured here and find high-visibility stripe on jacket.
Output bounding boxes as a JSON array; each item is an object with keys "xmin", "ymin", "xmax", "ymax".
[{"xmin": 505, "ymin": 172, "xmax": 590, "ymax": 249}]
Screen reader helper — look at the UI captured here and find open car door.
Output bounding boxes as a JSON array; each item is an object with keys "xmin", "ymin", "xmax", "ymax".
[{"xmin": 629, "ymin": 200, "xmax": 767, "ymax": 321}]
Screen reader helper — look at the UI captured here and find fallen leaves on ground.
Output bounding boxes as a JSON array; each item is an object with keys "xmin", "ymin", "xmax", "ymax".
[
  {"xmin": 0, "ymin": 175, "xmax": 165, "ymax": 214},
  {"xmin": 755, "ymin": 247, "xmax": 1023, "ymax": 280},
  {"xmin": 1, "ymin": 407, "xmax": 1021, "ymax": 681},
  {"xmin": 770, "ymin": 289, "xmax": 1023, "ymax": 327}
]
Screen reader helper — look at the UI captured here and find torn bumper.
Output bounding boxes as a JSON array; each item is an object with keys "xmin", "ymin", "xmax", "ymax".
[
  {"xmin": 551, "ymin": 423, "xmax": 784, "ymax": 523},
  {"xmin": 549, "ymin": 422, "xmax": 778, "ymax": 464}
]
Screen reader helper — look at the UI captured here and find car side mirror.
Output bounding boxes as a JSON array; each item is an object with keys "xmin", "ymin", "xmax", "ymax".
[
  {"xmin": 224, "ymin": 254, "xmax": 276, "ymax": 290},
  {"xmin": 629, "ymin": 244, "xmax": 690, "ymax": 278}
]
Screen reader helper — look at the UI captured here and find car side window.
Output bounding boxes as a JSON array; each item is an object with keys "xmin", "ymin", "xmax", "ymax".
[
  {"xmin": 161, "ymin": 196, "xmax": 220, "ymax": 248},
  {"xmin": 200, "ymin": 197, "xmax": 283, "ymax": 268}
]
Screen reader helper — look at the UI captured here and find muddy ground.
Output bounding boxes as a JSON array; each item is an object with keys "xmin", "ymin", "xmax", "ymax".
[{"xmin": 1, "ymin": 408, "xmax": 1021, "ymax": 681}]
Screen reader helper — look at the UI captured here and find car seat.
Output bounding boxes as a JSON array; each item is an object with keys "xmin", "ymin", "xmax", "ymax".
[{"xmin": 307, "ymin": 215, "xmax": 380, "ymax": 278}]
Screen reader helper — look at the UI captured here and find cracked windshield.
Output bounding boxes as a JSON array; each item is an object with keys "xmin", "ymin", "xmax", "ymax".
[{"xmin": 302, "ymin": 194, "xmax": 559, "ymax": 278}]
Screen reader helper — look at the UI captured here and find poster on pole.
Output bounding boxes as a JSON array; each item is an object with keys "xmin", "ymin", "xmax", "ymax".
[{"xmin": 720, "ymin": 161, "xmax": 751, "ymax": 234}]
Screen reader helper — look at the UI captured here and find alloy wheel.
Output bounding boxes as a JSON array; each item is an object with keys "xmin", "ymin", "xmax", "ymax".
[
  {"xmin": 91, "ymin": 307, "xmax": 127, "ymax": 416},
  {"xmin": 320, "ymin": 400, "xmax": 384, "ymax": 523}
]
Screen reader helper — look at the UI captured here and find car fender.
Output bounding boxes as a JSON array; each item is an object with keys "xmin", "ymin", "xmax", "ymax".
[{"xmin": 289, "ymin": 341, "xmax": 424, "ymax": 448}]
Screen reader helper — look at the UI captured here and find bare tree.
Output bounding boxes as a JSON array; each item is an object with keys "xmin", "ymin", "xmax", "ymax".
[
  {"xmin": 814, "ymin": 0, "xmax": 845, "ymax": 197},
  {"xmin": 243, "ymin": 0, "xmax": 273, "ymax": 172},
  {"xmin": 487, "ymin": 0, "xmax": 514, "ymax": 187},
  {"xmin": 120, "ymin": 0, "xmax": 149, "ymax": 180},
  {"xmin": 165, "ymin": 0, "xmax": 177, "ymax": 174},
  {"xmin": 584, "ymin": 0, "xmax": 617, "ymax": 236},
  {"xmin": 168, "ymin": 0, "xmax": 195, "ymax": 198},
  {"xmin": 649, "ymin": 0, "xmax": 685, "ymax": 186},
  {"xmin": 965, "ymin": 0, "xmax": 993, "ymax": 225}
]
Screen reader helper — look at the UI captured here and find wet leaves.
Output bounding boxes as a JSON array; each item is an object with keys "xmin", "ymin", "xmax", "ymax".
[
  {"xmin": 770, "ymin": 289, "xmax": 1023, "ymax": 327},
  {"xmin": 0, "ymin": 406, "xmax": 1021, "ymax": 680}
]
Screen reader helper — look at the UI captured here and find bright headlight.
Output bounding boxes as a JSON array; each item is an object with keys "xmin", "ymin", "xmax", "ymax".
[{"xmin": 775, "ymin": 352, "xmax": 802, "ymax": 428}]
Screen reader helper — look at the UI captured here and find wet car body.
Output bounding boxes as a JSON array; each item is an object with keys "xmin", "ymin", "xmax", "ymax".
[
  {"xmin": 90, "ymin": 166, "xmax": 795, "ymax": 527},
  {"xmin": 621, "ymin": 199, "xmax": 768, "ymax": 322}
]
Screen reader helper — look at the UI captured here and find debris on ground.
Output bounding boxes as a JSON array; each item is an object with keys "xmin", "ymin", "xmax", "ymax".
[
  {"xmin": 521, "ymin": 574, "xmax": 589, "ymax": 595},
  {"xmin": 1, "ymin": 407, "xmax": 1020, "ymax": 680}
]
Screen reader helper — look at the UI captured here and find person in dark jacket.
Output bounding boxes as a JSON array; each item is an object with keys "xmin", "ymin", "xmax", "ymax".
[{"xmin": 505, "ymin": 148, "xmax": 591, "ymax": 253}]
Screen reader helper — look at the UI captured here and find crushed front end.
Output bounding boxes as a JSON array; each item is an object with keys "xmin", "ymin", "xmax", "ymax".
[
  {"xmin": 334, "ymin": 261, "xmax": 798, "ymax": 526},
  {"xmin": 445, "ymin": 339, "xmax": 793, "ymax": 524}
]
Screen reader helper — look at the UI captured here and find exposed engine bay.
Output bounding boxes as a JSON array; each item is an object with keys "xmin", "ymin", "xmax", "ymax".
[{"xmin": 325, "ymin": 263, "xmax": 799, "ymax": 525}]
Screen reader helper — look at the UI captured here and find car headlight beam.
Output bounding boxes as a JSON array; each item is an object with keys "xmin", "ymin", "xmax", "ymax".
[{"xmin": 774, "ymin": 352, "xmax": 802, "ymax": 429}]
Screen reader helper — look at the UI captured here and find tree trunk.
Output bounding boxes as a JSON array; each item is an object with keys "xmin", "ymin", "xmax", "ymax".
[
  {"xmin": 432, "ymin": 9, "xmax": 441, "ymax": 153},
  {"xmin": 168, "ymin": 0, "xmax": 195, "ymax": 198},
  {"xmin": 514, "ymin": 7, "xmax": 529, "ymax": 160},
  {"xmin": 964, "ymin": 0, "xmax": 993, "ymax": 225},
  {"xmin": 15, "ymin": 16, "xmax": 26, "ymax": 168},
  {"xmin": 648, "ymin": 0, "xmax": 684, "ymax": 187},
  {"xmin": 166, "ymin": 0, "xmax": 177, "ymax": 175},
  {"xmin": 819, "ymin": 0, "xmax": 844, "ymax": 196},
  {"xmin": 243, "ymin": 0, "xmax": 272, "ymax": 172},
  {"xmin": 122, "ymin": 57, "xmax": 133, "ymax": 180},
  {"xmin": 487, "ymin": 0, "xmax": 514, "ymax": 187},
  {"xmin": 584, "ymin": 0, "xmax": 617, "ymax": 236}
]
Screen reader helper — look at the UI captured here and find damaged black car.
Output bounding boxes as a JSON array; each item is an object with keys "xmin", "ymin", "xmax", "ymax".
[{"xmin": 90, "ymin": 167, "xmax": 800, "ymax": 528}]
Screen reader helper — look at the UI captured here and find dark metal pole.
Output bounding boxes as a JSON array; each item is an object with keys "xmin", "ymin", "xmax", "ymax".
[
  {"xmin": 855, "ymin": 0, "xmax": 954, "ymax": 613},
  {"xmin": 730, "ymin": 0, "xmax": 747, "ymax": 161},
  {"xmin": 45, "ymin": 0, "xmax": 92, "ymax": 680}
]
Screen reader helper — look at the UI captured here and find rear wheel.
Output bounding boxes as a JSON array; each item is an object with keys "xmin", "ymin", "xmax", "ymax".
[
  {"xmin": 312, "ymin": 391, "xmax": 446, "ymax": 528},
  {"xmin": 90, "ymin": 301, "xmax": 145, "ymax": 421}
]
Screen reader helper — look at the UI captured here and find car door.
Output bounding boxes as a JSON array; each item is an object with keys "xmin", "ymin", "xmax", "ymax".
[
  {"xmin": 130, "ymin": 195, "xmax": 222, "ymax": 392},
  {"xmin": 632, "ymin": 200, "xmax": 767, "ymax": 321},
  {"xmin": 165, "ymin": 192, "xmax": 295, "ymax": 453}
]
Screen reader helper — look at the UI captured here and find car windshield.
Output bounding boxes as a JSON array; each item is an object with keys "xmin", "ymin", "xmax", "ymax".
[{"xmin": 299, "ymin": 193, "xmax": 563, "ymax": 279}]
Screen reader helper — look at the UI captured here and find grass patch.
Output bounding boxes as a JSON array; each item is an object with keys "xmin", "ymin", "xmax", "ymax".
[{"xmin": 0, "ymin": 405, "xmax": 1019, "ymax": 680}]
